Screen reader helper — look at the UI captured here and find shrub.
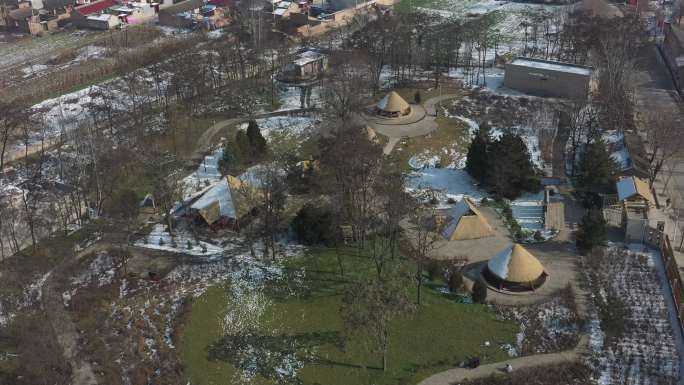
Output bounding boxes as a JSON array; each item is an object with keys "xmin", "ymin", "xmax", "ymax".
[
  {"xmin": 426, "ymin": 259, "xmax": 445, "ymax": 281},
  {"xmin": 480, "ymin": 197, "xmax": 489, "ymax": 205},
  {"xmin": 448, "ymin": 270, "xmax": 464, "ymax": 293},
  {"xmin": 414, "ymin": 91, "xmax": 421, "ymax": 104},
  {"xmin": 447, "ymin": 197, "xmax": 456, "ymax": 204},
  {"xmin": 187, "ymin": 240, "xmax": 193, "ymax": 250},
  {"xmin": 292, "ymin": 204, "xmax": 335, "ymax": 246},
  {"xmin": 534, "ymin": 230, "xmax": 544, "ymax": 241},
  {"xmin": 576, "ymin": 207, "xmax": 607, "ymax": 253},
  {"xmin": 471, "ymin": 279, "xmax": 488, "ymax": 304},
  {"xmin": 158, "ymin": 237, "xmax": 165, "ymax": 246}
]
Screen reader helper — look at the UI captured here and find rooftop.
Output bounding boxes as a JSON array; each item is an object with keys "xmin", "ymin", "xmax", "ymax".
[{"xmin": 509, "ymin": 57, "xmax": 593, "ymax": 76}]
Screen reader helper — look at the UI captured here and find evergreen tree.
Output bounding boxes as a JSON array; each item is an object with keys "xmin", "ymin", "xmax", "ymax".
[
  {"xmin": 246, "ymin": 120, "xmax": 267, "ymax": 155},
  {"xmin": 465, "ymin": 129, "xmax": 490, "ymax": 183},
  {"xmin": 576, "ymin": 206, "xmax": 607, "ymax": 253},
  {"xmin": 292, "ymin": 204, "xmax": 335, "ymax": 246},
  {"xmin": 221, "ymin": 140, "xmax": 239, "ymax": 168},
  {"xmin": 471, "ymin": 279, "xmax": 488, "ymax": 304},
  {"xmin": 486, "ymin": 133, "xmax": 540, "ymax": 199},
  {"xmin": 235, "ymin": 129, "xmax": 250, "ymax": 161},
  {"xmin": 576, "ymin": 138, "xmax": 618, "ymax": 197}
]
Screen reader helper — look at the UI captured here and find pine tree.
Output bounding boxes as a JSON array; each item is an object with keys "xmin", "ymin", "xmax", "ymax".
[
  {"xmin": 576, "ymin": 206, "xmax": 607, "ymax": 253},
  {"xmin": 576, "ymin": 138, "xmax": 618, "ymax": 196},
  {"xmin": 465, "ymin": 129, "xmax": 490, "ymax": 183},
  {"xmin": 486, "ymin": 133, "xmax": 540, "ymax": 199},
  {"xmin": 235, "ymin": 129, "xmax": 250, "ymax": 161},
  {"xmin": 246, "ymin": 120, "xmax": 267, "ymax": 155}
]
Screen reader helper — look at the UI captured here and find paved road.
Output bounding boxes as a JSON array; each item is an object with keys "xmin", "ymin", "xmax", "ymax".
[{"xmin": 418, "ymin": 336, "xmax": 588, "ymax": 385}]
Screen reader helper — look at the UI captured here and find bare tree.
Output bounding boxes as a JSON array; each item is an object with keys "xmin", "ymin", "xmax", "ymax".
[
  {"xmin": 643, "ymin": 109, "xmax": 683, "ymax": 187},
  {"xmin": 0, "ymin": 100, "xmax": 27, "ymax": 171}
]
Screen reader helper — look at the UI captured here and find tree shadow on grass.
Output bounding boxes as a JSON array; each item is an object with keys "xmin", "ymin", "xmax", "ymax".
[{"xmin": 207, "ymin": 331, "xmax": 383, "ymax": 383}]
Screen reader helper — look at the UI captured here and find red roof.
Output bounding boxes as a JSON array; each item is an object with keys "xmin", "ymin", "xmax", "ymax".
[
  {"xmin": 74, "ymin": 0, "xmax": 117, "ymax": 15},
  {"xmin": 208, "ymin": 0, "xmax": 232, "ymax": 6}
]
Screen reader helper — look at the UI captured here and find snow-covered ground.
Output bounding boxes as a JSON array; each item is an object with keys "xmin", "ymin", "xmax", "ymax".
[
  {"xmin": 406, "ymin": 167, "xmax": 486, "ymax": 207},
  {"xmin": 495, "ymin": 289, "xmax": 580, "ymax": 356},
  {"xmin": 584, "ymin": 245, "xmax": 681, "ymax": 385},
  {"xmin": 134, "ymin": 223, "xmax": 224, "ymax": 257},
  {"xmin": 276, "ymin": 83, "xmax": 322, "ymax": 111},
  {"xmin": 511, "ymin": 191, "xmax": 545, "ymax": 231},
  {"xmin": 240, "ymin": 115, "xmax": 319, "ymax": 140},
  {"xmin": 182, "ymin": 148, "xmax": 224, "ymax": 200},
  {"xmin": 27, "ymin": 84, "xmax": 129, "ymax": 146}
]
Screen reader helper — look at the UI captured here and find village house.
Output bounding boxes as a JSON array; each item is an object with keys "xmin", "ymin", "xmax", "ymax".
[
  {"xmin": 109, "ymin": 2, "xmax": 154, "ymax": 24},
  {"xmin": 617, "ymin": 176, "xmax": 660, "ymax": 243},
  {"xmin": 280, "ymin": 49, "xmax": 328, "ymax": 81},
  {"xmin": 2, "ymin": 0, "xmax": 70, "ymax": 35},
  {"xmin": 187, "ymin": 176, "xmax": 257, "ymax": 230},
  {"xmin": 503, "ymin": 57, "xmax": 593, "ymax": 100},
  {"xmin": 158, "ymin": 0, "xmax": 227, "ymax": 29},
  {"xmin": 70, "ymin": 0, "xmax": 120, "ymax": 29}
]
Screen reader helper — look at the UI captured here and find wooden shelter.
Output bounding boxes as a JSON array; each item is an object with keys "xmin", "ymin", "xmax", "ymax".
[
  {"xmin": 440, "ymin": 198, "xmax": 494, "ymax": 240},
  {"xmin": 375, "ymin": 91, "xmax": 411, "ymax": 117}
]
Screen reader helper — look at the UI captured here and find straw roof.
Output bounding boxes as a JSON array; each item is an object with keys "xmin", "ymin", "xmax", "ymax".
[
  {"xmin": 377, "ymin": 91, "xmax": 410, "ymax": 114},
  {"xmin": 441, "ymin": 198, "xmax": 494, "ymax": 240},
  {"xmin": 617, "ymin": 176, "xmax": 655, "ymax": 206},
  {"xmin": 190, "ymin": 176, "xmax": 256, "ymax": 225},
  {"xmin": 487, "ymin": 244, "xmax": 546, "ymax": 283}
]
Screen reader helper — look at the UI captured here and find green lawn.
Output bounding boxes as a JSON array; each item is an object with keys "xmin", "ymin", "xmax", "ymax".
[
  {"xmin": 179, "ymin": 246, "xmax": 517, "ymax": 385},
  {"xmin": 388, "ymin": 95, "xmax": 472, "ymax": 171}
]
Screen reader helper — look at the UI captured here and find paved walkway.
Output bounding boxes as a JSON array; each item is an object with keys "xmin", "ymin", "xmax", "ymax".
[
  {"xmin": 360, "ymin": 94, "xmax": 458, "ymax": 154},
  {"xmin": 418, "ymin": 336, "xmax": 589, "ymax": 385}
]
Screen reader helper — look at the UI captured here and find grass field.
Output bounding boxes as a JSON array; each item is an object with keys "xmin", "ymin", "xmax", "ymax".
[
  {"xmin": 388, "ymin": 89, "xmax": 471, "ymax": 171},
  {"xmin": 179, "ymin": 246, "xmax": 518, "ymax": 385}
]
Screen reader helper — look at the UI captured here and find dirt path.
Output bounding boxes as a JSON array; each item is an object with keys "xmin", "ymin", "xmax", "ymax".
[
  {"xmin": 41, "ymin": 242, "xmax": 112, "ymax": 385},
  {"xmin": 417, "ymin": 335, "xmax": 588, "ymax": 385}
]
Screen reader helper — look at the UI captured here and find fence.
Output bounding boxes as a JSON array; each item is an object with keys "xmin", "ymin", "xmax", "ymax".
[{"xmin": 659, "ymin": 235, "xmax": 684, "ymax": 337}]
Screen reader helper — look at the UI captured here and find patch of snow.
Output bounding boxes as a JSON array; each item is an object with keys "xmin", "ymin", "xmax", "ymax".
[
  {"xmin": 134, "ymin": 223, "xmax": 224, "ymax": 257},
  {"xmin": 240, "ymin": 116, "xmax": 318, "ymax": 140},
  {"xmin": 405, "ymin": 167, "xmax": 486, "ymax": 206},
  {"xmin": 21, "ymin": 63, "xmax": 48, "ymax": 78}
]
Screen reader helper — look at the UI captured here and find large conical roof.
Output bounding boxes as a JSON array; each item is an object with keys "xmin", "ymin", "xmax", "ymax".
[
  {"xmin": 376, "ymin": 91, "xmax": 410, "ymax": 113},
  {"xmin": 487, "ymin": 244, "xmax": 545, "ymax": 283},
  {"xmin": 441, "ymin": 198, "xmax": 494, "ymax": 240}
]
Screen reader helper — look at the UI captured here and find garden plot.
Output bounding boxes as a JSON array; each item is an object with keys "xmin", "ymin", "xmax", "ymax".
[
  {"xmin": 495, "ymin": 286, "xmax": 580, "ymax": 356},
  {"xmin": 583, "ymin": 245, "xmax": 680, "ymax": 385}
]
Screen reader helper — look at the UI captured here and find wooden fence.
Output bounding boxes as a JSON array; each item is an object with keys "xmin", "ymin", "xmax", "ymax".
[{"xmin": 659, "ymin": 235, "xmax": 684, "ymax": 337}]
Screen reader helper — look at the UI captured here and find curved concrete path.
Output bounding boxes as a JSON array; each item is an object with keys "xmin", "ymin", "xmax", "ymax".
[
  {"xmin": 360, "ymin": 94, "xmax": 459, "ymax": 154},
  {"xmin": 417, "ymin": 335, "xmax": 588, "ymax": 385}
]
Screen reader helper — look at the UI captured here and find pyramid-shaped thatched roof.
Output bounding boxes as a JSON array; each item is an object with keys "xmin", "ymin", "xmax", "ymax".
[
  {"xmin": 487, "ymin": 244, "xmax": 546, "ymax": 283},
  {"xmin": 376, "ymin": 91, "xmax": 410, "ymax": 114},
  {"xmin": 441, "ymin": 198, "xmax": 494, "ymax": 241},
  {"xmin": 190, "ymin": 176, "xmax": 255, "ymax": 225}
]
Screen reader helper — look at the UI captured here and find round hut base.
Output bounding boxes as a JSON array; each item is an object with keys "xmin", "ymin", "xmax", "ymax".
[{"xmin": 482, "ymin": 267, "xmax": 548, "ymax": 292}]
